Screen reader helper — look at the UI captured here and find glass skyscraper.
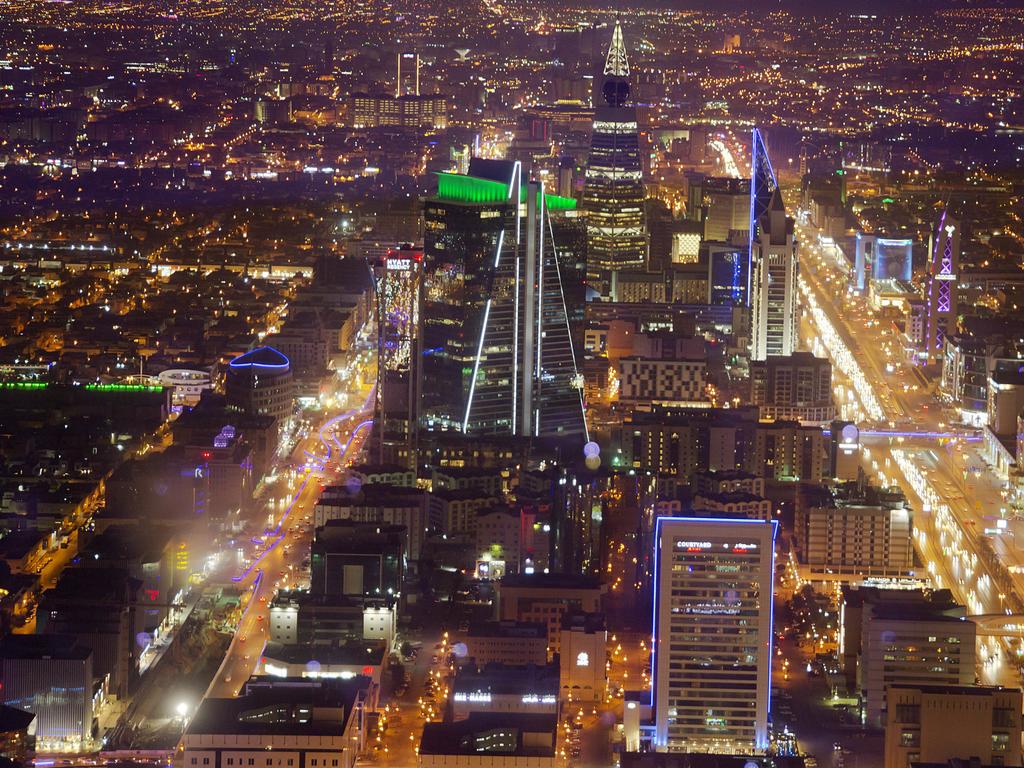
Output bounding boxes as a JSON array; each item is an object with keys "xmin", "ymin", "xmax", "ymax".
[
  {"xmin": 582, "ymin": 20, "xmax": 648, "ymax": 298},
  {"xmin": 423, "ymin": 160, "xmax": 586, "ymax": 438}
]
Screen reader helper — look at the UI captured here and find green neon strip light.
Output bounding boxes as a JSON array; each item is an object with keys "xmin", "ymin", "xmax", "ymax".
[
  {"xmin": 435, "ymin": 172, "xmax": 576, "ymax": 211},
  {"xmin": 0, "ymin": 382, "xmax": 162, "ymax": 392},
  {"xmin": 84, "ymin": 384, "xmax": 163, "ymax": 392}
]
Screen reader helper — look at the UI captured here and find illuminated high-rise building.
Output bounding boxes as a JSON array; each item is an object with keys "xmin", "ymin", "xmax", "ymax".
[
  {"xmin": 397, "ymin": 51, "xmax": 420, "ymax": 97},
  {"xmin": 422, "ymin": 160, "xmax": 586, "ymax": 438},
  {"xmin": 749, "ymin": 132, "xmax": 797, "ymax": 363},
  {"xmin": 374, "ymin": 245, "xmax": 424, "ymax": 467},
  {"xmin": 582, "ymin": 20, "xmax": 647, "ymax": 298},
  {"xmin": 925, "ymin": 210, "xmax": 960, "ymax": 364},
  {"xmin": 751, "ymin": 189, "xmax": 798, "ymax": 361},
  {"xmin": 652, "ymin": 516, "xmax": 777, "ymax": 753},
  {"xmin": 749, "ymin": 128, "xmax": 778, "ymax": 257},
  {"xmin": 464, "ymin": 164, "xmax": 587, "ymax": 438}
]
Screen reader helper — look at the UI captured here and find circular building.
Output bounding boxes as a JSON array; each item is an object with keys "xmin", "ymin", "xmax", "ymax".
[
  {"xmin": 157, "ymin": 368, "xmax": 213, "ymax": 406},
  {"xmin": 225, "ymin": 346, "xmax": 294, "ymax": 424}
]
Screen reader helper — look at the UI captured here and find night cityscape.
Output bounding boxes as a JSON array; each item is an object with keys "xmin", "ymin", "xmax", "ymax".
[{"xmin": 0, "ymin": 1, "xmax": 1022, "ymax": 767}]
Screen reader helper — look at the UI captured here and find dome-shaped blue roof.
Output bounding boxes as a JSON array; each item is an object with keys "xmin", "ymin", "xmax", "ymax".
[{"xmin": 228, "ymin": 346, "xmax": 290, "ymax": 370}]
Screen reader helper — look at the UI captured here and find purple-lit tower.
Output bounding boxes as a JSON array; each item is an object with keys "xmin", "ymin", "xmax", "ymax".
[{"xmin": 925, "ymin": 211, "xmax": 960, "ymax": 364}]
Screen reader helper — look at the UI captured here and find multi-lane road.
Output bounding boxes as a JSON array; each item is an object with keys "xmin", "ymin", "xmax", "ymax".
[
  {"xmin": 795, "ymin": 210, "xmax": 1023, "ymax": 687},
  {"xmin": 205, "ymin": 385, "xmax": 377, "ymax": 701}
]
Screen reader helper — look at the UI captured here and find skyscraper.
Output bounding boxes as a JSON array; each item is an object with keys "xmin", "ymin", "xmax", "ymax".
[
  {"xmin": 652, "ymin": 516, "xmax": 777, "ymax": 753},
  {"xmin": 925, "ymin": 210, "xmax": 960, "ymax": 363},
  {"xmin": 422, "ymin": 160, "xmax": 586, "ymax": 438},
  {"xmin": 464, "ymin": 164, "xmax": 587, "ymax": 438},
  {"xmin": 582, "ymin": 20, "xmax": 647, "ymax": 298},
  {"xmin": 397, "ymin": 51, "xmax": 419, "ymax": 97},
  {"xmin": 422, "ymin": 165, "xmax": 509, "ymax": 431},
  {"xmin": 749, "ymin": 128, "xmax": 778, "ymax": 260},
  {"xmin": 750, "ymin": 189, "xmax": 798, "ymax": 361},
  {"xmin": 374, "ymin": 245, "xmax": 423, "ymax": 467}
]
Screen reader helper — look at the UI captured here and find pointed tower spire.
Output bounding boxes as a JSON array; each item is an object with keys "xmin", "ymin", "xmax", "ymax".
[{"xmin": 604, "ymin": 18, "xmax": 629, "ymax": 77}]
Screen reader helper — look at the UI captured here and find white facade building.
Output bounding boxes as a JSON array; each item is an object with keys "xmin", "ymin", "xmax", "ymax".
[
  {"xmin": 653, "ymin": 517, "xmax": 776, "ymax": 753},
  {"xmin": 750, "ymin": 190, "xmax": 798, "ymax": 362}
]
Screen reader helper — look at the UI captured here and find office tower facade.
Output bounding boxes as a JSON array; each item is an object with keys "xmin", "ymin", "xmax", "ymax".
[
  {"xmin": 707, "ymin": 242, "xmax": 751, "ymax": 307},
  {"xmin": 749, "ymin": 129, "xmax": 778, "ymax": 251},
  {"xmin": 464, "ymin": 166, "xmax": 586, "ymax": 437},
  {"xmin": 422, "ymin": 161, "xmax": 586, "ymax": 438},
  {"xmin": 397, "ymin": 51, "xmax": 420, "ymax": 96},
  {"xmin": 702, "ymin": 177, "xmax": 751, "ymax": 242},
  {"xmin": 422, "ymin": 163, "xmax": 510, "ymax": 431},
  {"xmin": 653, "ymin": 517, "xmax": 777, "ymax": 753},
  {"xmin": 925, "ymin": 211, "xmax": 960, "ymax": 364},
  {"xmin": 375, "ymin": 245, "xmax": 423, "ymax": 467},
  {"xmin": 750, "ymin": 189, "xmax": 798, "ymax": 361},
  {"xmin": 349, "ymin": 93, "xmax": 448, "ymax": 131},
  {"xmin": 582, "ymin": 20, "xmax": 647, "ymax": 297},
  {"xmin": 225, "ymin": 346, "xmax": 295, "ymax": 431}
]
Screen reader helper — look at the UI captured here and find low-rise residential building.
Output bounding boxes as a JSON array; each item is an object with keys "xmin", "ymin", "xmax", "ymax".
[
  {"xmin": 450, "ymin": 664, "xmax": 560, "ymax": 722},
  {"xmin": 419, "ymin": 713, "xmax": 558, "ymax": 768},
  {"xmin": 798, "ymin": 480, "xmax": 913, "ymax": 580},
  {"xmin": 498, "ymin": 574, "xmax": 605, "ymax": 658},
  {"xmin": 184, "ymin": 677, "xmax": 371, "ymax": 768},
  {"xmin": 884, "ymin": 685, "xmax": 1022, "ymax": 768},
  {"xmin": 465, "ymin": 621, "xmax": 549, "ymax": 667},
  {"xmin": 691, "ymin": 491, "xmax": 772, "ymax": 520}
]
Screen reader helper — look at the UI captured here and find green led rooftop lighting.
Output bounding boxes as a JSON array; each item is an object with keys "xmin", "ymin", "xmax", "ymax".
[
  {"xmin": 84, "ymin": 384, "xmax": 164, "ymax": 392},
  {"xmin": 435, "ymin": 172, "xmax": 576, "ymax": 211},
  {"xmin": 0, "ymin": 382, "xmax": 48, "ymax": 389}
]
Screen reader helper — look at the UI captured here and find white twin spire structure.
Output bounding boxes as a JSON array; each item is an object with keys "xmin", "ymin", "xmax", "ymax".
[{"xmin": 603, "ymin": 18, "xmax": 629, "ymax": 77}]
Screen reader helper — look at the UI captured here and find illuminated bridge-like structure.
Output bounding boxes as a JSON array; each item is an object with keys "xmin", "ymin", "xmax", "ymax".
[{"xmin": 968, "ymin": 614, "xmax": 1024, "ymax": 637}]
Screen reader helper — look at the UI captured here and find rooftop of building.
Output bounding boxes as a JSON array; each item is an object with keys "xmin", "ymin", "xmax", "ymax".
[
  {"xmin": 80, "ymin": 523, "xmax": 175, "ymax": 565},
  {"xmin": 432, "ymin": 466, "xmax": 505, "ymax": 480},
  {"xmin": 692, "ymin": 490, "xmax": 767, "ymax": 504},
  {"xmin": 431, "ymin": 487, "xmax": 499, "ymax": 502},
  {"xmin": 0, "ymin": 530, "xmax": 44, "ymax": 560},
  {"xmin": 0, "ymin": 633, "xmax": 92, "ymax": 660},
  {"xmin": 0, "ymin": 705, "xmax": 34, "ymax": 734},
  {"xmin": 312, "ymin": 519, "xmax": 406, "ymax": 551},
  {"xmin": 317, "ymin": 482, "xmax": 426, "ymax": 505},
  {"xmin": 561, "ymin": 611, "xmax": 606, "ymax": 633},
  {"xmin": 453, "ymin": 663, "xmax": 559, "ymax": 696},
  {"xmin": 499, "ymin": 572, "xmax": 604, "ymax": 591},
  {"xmin": 888, "ymin": 683, "xmax": 1020, "ymax": 697},
  {"xmin": 419, "ymin": 712, "xmax": 557, "ymax": 757},
  {"xmin": 467, "ymin": 620, "xmax": 548, "ymax": 640},
  {"xmin": 262, "ymin": 640, "xmax": 387, "ymax": 667},
  {"xmin": 621, "ymin": 753, "xmax": 806, "ymax": 768},
  {"xmin": 186, "ymin": 676, "xmax": 369, "ymax": 737},
  {"xmin": 350, "ymin": 462, "xmax": 414, "ymax": 476},
  {"xmin": 227, "ymin": 346, "xmax": 290, "ymax": 372},
  {"xmin": 694, "ymin": 469, "xmax": 760, "ymax": 482}
]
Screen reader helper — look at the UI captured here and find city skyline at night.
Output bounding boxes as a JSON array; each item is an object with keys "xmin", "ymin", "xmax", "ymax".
[{"xmin": 0, "ymin": 2, "xmax": 1022, "ymax": 767}]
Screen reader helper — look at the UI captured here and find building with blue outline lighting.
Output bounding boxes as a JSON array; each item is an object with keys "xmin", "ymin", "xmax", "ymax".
[
  {"xmin": 225, "ymin": 346, "xmax": 295, "ymax": 428},
  {"xmin": 651, "ymin": 516, "xmax": 777, "ymax": 753}
]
